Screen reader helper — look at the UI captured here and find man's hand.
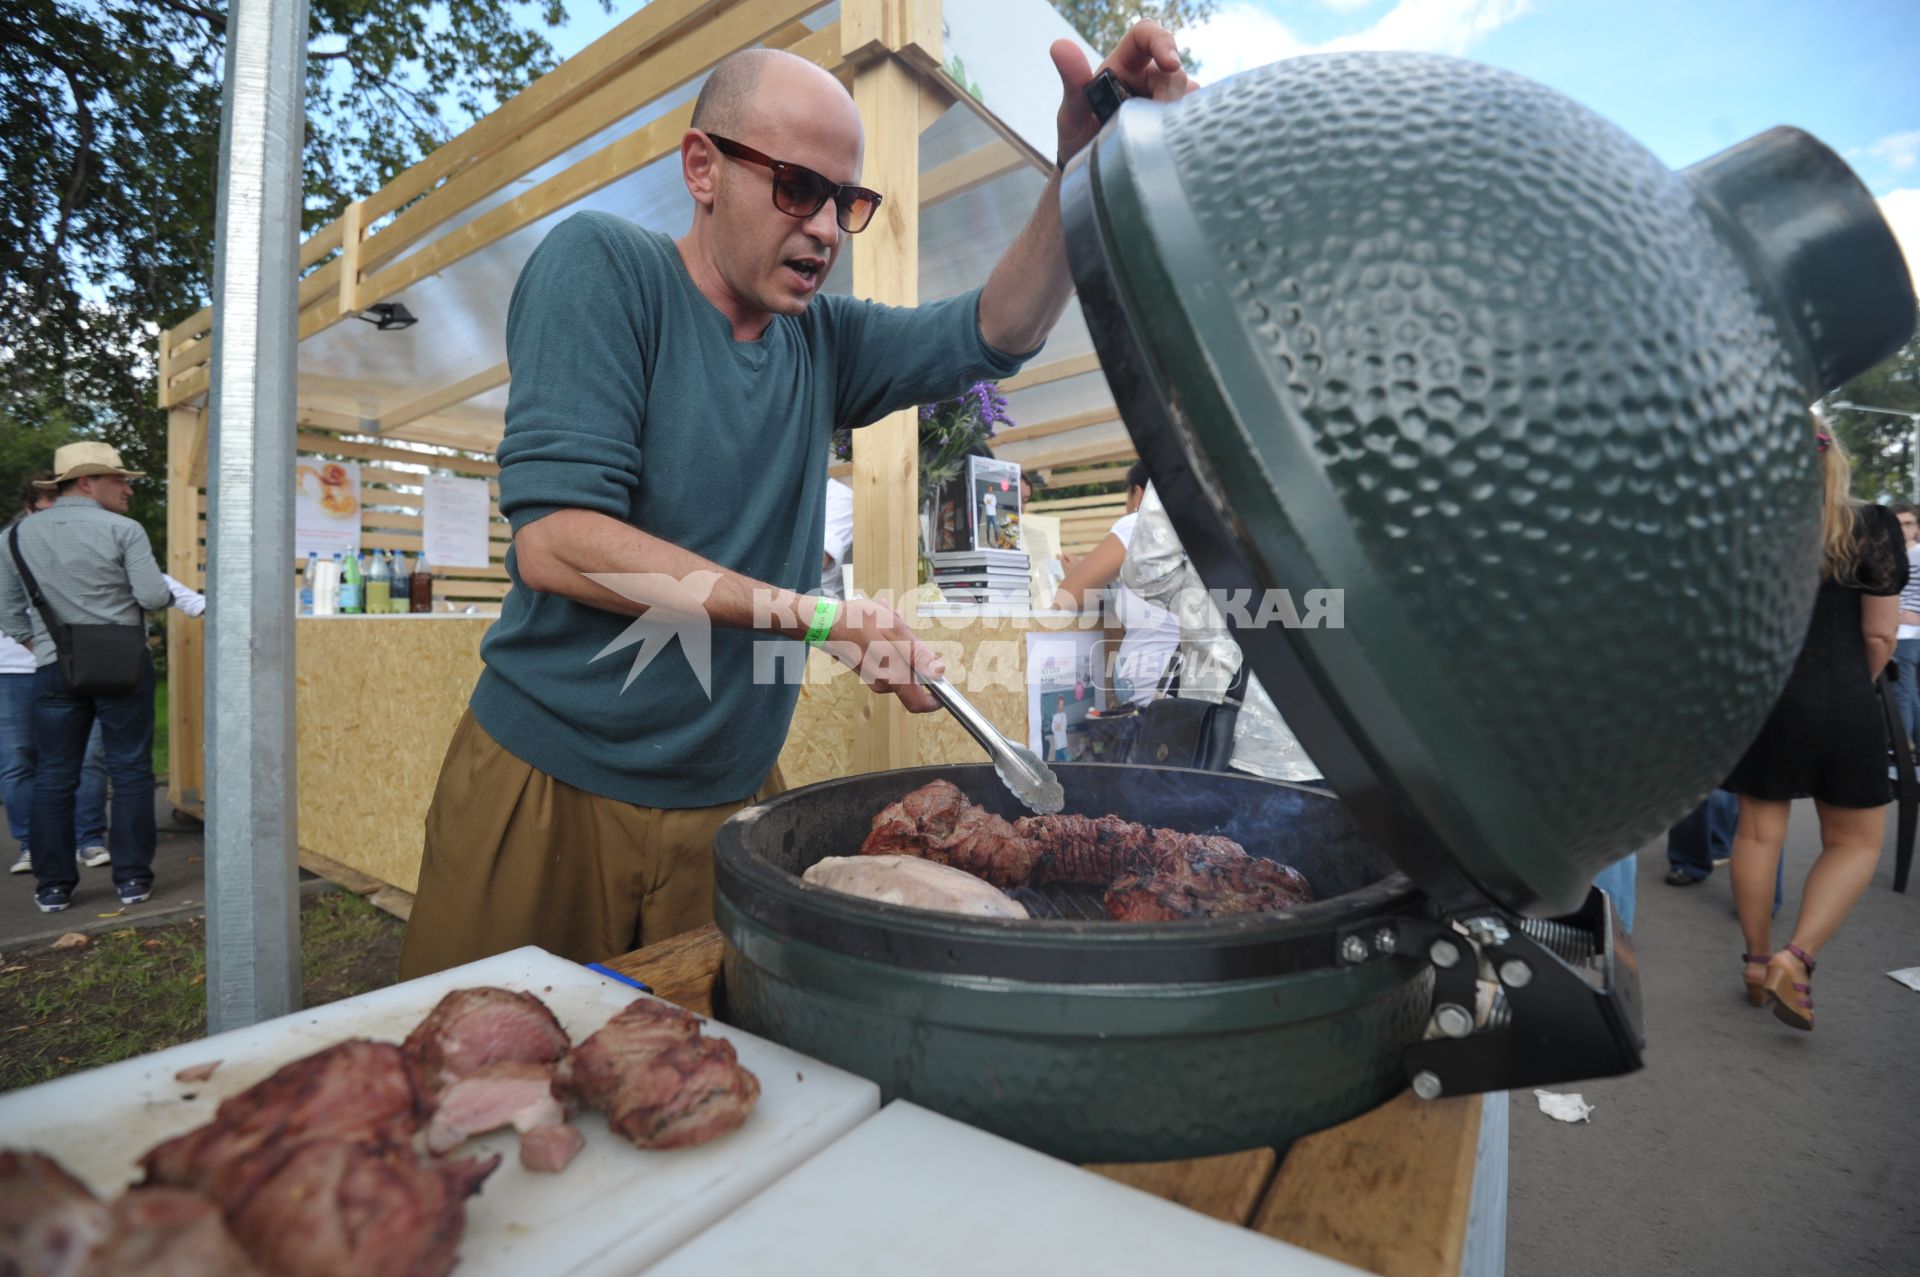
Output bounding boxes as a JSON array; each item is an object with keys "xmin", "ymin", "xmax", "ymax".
[
  {"xmin": 1051, "ymin": 20, "xmax": 1195, "ymax": 168},
  {"xmin": 817, "ymin": 597, "xmax": 945, "ymax": 713}
]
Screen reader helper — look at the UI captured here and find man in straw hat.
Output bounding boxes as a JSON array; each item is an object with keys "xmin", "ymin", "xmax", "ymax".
[{"xmin": 0, "ymin": 441, "xmax": 173, "ymax": 914}]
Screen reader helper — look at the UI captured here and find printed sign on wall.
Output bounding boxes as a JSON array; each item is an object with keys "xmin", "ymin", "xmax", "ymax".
[{"xmin": 294, "ymin": 458, "xmax": 361, "ymax": 560}]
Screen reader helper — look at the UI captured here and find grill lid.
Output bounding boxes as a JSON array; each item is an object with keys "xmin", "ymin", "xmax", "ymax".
[{"xmin": 1062, "ymin": 54, "xmax": 1916, "ymax": 916}]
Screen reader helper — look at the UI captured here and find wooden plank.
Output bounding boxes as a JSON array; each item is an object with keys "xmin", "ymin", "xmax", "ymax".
[
  {"xmin": 922, "ymin": 138, "xmax": 1028, "ymax": 206},
  {"xmin": 299, "ymin": 216, "xmax": 346, "ymax": 270},
  {"xmin": 334, "ymin": 200, "xmax": 364, "ymax": 320},
  {"xmin": 360, "ymin": 0, "xmax": 741, "ymax": 224},
  {"xmin": 1030, "ymin": 492, "xmax": 1135, "ymax": 512},
  {"xmin": 999, "ymin": 351, "xmax": 1103, "ymax": 395},
  {"xmin": 1253, "ymin": 1091, "xmax": 1482, "ymax": 1277},
  {"xmin": 297, "ymin": 847, "xmax": 386, "ymax": 897},
  {"xmin": 849, "ymin": 51, "xmax": 922, "ymax": 776},
  {"xmin": 1084, "ymin": 1149, "xmax": 1279, "ymax": 1226},
  {"xmin": 990, "ymin": 407, "xmax": 1118, "ymax": 449},
  {"xmin": 600, "ymin": 922, "xmax": 723, "ymax": 1017},
  {"xmin": 1008, "ymin": 437, "xmax": 1135, "ymax": 470},
  {"xmin": 377, "ymin": 362, "xmax": 511, "ymax": 434},
  {"xmin": 165, "ymin": 409, "xmax": 206, "ymax": 809},
  {"xmin": 294, "ymin": 433, "xmax": 500, "ymax": 475},
  {"xmin": 1042, "ymin": 463, "xmax": 1128, "ymax": 488},
  {"xmin": 162, "ymin": 363, "xmax": 209, "ymax": 410},
  {"xmin": 360, "ymin": 1, "xmax": 833, "ymax": 277}
]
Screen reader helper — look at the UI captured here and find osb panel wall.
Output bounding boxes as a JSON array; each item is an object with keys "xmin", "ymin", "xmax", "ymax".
[
  {"xmin": 777, "ymin": 612, "xmax": 1103, "ymax": 788},
  {"xmin": 294, "ymin": 618, "xmax": 488, "ymax": 892}
]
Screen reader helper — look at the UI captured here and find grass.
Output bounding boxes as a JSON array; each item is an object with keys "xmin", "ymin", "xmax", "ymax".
[
  {"xmin": 153, "ymin": 674, "xmax": 168, "ymax": 780},
  {"xmin": 0, "ymin": 889, "xmax": 403, "ymax": 1092}
]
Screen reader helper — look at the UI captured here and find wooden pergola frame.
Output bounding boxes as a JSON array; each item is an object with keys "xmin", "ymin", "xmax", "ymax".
[{"xmin": 158, "ymin": 0, "xmax": 1135, "ymax": 798}]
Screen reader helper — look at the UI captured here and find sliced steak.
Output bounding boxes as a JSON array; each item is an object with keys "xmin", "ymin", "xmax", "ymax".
[
  {"xmin": 77, "ymin": 1187, "xmax": 260, "ymax": 1277},
  {"xmin": 222, "ymin": 1139, "xmax": 498, "ymax": 1277},
  {"xmin": 403, "ymin": 988, "xmax": 571, "ymax": 1099},
  {"xmin": 517, "ymin": 1123, "xmax": 586, "ymax": 1174},
  {"xmin": 139, "ymin": 1040, "xmax": 424, "ymax": 1197},
  {"xmin": 424, "ymin": 1060, "xmax": 571, "ymax": 1158},
  {"xmin": 0, "ymin": 1149, "xmax": 109, "ymax": 1277},
  {"xmin": 558, "ymin": 1000, "xmax": 760, "ymax": 1150}
]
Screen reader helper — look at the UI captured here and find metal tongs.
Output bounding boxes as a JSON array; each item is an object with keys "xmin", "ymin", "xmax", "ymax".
[{"xmin": 920, "ymin": 673, "xmax": 1065, "ymax": 815}]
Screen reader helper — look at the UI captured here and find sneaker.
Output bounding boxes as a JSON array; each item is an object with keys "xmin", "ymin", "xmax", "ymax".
[
  {"xmin": 35, "ymin": 886, "xmax": 71, "ymax": 913},
  {"xmin": 8, "ymin": 850, "xmax": 28, "ymax": 875},
  {"xmin": 118, "ymin": 882, "xmax": 152, "ymax": 906},
  {"xmin": 79, "ymin": 846, "xmax": 110, "ymax": 868}
]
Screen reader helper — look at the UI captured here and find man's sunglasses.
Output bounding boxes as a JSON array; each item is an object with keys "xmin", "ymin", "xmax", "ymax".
[{"xmin": 704, "ymin": 133, "xmax": 882, "ymax": 234}]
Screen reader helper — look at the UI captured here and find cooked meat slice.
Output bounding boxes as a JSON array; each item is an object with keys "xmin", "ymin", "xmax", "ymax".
[
  {"xmin": 803, "ymin": 854, "xmax": 1028, "ymax": 918},
  {"xmin": 222, "ymin": 1139, "xmax": 497, "ymax": 1277},
  {"xmin": 860, "ymin": 779, "xmax": 1036, "ymax": 886},
  {"xmin": 0, "ymin": 1149, "xmax": 109, "ymax": 1277},
  {"xmin": 558, "ymin": 1000, "xmax": 760, "ymax": 1150},
  {"xmin": 140, "ymin": 1039, "xmax": 424, "ymax": 1196},
  {"xmin": 424, "ymin": 1061, "xmax": 570, "ymax": 1155},
  {"xmin": 76, "ymin": 1187, "xmax": 260, "ymax": 1277},
  {"xmin": 403, "ymin": 988, "xmax": 571, "ymax": 1098},
  {"xmin": 865, "ymin": 782, "xmax": 1314, "ymax": 921},
  {"xmin": 517, "ymin": 1123, "xmax": 586, "ymax": 1174}
]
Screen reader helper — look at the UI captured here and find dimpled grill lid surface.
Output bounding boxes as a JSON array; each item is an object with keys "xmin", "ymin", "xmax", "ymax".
[{"xmin": 1063, "ymin": 53, "xmax": 1916, "ymax": 915}]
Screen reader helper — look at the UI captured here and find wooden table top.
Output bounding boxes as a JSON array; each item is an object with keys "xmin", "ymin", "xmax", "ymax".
[{"xmin": 604, "ymin": 925, "xmax": 1482, "ymax": 1277}]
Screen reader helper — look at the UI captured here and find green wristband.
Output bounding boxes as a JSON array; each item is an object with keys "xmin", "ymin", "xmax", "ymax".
[{"xmin": 804, "ymin": 597, "xmax": 840, "ymax": 647}]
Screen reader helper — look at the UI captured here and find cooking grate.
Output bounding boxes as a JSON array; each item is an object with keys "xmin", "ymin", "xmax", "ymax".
[{"xmin": 1005, "ymin": 884, "xmax": 1110, "ymax": 922}]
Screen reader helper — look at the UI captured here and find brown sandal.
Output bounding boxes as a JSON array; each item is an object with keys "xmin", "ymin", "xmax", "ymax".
[
  {"xmin": 1763, "ymin": 943, "xmax": 1816, "ymax": 1031},
  {"xmin": 1742, "ymin": 952, "xmax": 1771, "ymax": 1007}
]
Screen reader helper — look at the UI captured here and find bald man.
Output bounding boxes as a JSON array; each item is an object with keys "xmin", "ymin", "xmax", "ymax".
[{"xmin": 399, "ymin": 26, "xmax": 1194, "ymax": 978}]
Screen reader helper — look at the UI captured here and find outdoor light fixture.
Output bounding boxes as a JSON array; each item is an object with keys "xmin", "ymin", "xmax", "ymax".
[{"xmin": 355, "ymin": 302, "xmax": 418, "ymax": 331}]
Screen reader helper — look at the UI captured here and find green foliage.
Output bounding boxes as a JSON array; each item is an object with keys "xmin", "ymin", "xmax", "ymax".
[
  {"xmin": 1051, "ymin": 0, "xmax": 1221, "ymax": 75},
  {"xmin": 1823, "ymin": 311, "xmax": 1920, "ymax": 501},
  {"xmin": 0, "ymin": 0, "xmax": 597, "ymax": 560}
]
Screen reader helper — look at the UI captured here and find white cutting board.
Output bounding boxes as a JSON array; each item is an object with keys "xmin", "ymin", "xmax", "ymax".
[
  {"xmin": 0, "ymin": 945, "xmax": 878, "ymax": 1277},
  {"xmin": 646, "ymin": 1101, "xmax": 1367, "ymax": 1276}
]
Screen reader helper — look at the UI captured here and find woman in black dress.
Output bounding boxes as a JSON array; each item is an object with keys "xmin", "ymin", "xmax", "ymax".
[{"xmin": 1726, "ymin": 425, "xmax": 1905, "ymax": 1030}]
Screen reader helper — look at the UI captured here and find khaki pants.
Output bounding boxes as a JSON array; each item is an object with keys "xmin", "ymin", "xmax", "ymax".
[{"xmin": 397, "ymin": 710, "xmax": 783, "ymax": 980}]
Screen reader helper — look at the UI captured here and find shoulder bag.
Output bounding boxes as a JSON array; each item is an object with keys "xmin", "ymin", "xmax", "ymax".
[
  {"xmin": 1126, "ymin": 658, "xmax": 1247, "ymax": 772},
  {"xmin": 7, "ymin": 524, "xmax": 148, "ymax": 697}
]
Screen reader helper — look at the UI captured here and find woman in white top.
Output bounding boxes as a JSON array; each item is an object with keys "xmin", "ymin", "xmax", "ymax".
[{"xmin": 1049, "ymin": 462, "xmax": 1181, "ymax": 706}]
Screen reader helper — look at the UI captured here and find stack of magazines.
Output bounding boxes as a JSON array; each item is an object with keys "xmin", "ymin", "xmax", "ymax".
[{"xmin": 930, "ymin": 548, "xmax": 1031, "ymax": 604}]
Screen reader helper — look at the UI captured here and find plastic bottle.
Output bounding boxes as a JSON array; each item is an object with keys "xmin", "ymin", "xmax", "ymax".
[
  {"xmin": 365, "ymin": 548, "xmax": 391, "ymax": 614},
  {"xmin": 409, "ymin": 550, "xmax": 433, "ymax": 613},
  {"xmin": 315, "ymin": 553, "xmax": 341, "ymax": 615},
  {"xmin": 339, "ymin": 551, "xmax": 364, "ymax": 614},
  {"xmin": 388, "ymin": 551, "xmax": 408, "ymax": 612},
  {"xmin": 299, "ymin": 551, "xmax": 317, "ymax": 616}
]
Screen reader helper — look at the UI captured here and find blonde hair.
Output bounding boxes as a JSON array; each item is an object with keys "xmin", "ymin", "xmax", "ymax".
[{"xmin": 1815, "ymin": 411, "xmax": 1860, "ymax": 584}]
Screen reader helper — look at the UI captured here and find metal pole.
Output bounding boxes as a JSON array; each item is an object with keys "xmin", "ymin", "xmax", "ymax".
[{"xmin": 204, "ymin": 0, "xmax": 308, "ymax": 1031}]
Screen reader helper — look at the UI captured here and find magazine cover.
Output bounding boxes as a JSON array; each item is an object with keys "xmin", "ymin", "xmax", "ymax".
[{"xmin": 968, "ymin": 456, "xmax": 1023, "ymax": 552}]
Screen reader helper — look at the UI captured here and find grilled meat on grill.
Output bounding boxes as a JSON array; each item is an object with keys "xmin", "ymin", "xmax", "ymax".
[
  {"xmin": 860, "ymin": 780, "xmax": 1036, "ymax": 886},
  {"xmin": 403, "ymin": 988, "xmax": 571, "ymax": 1099},
  {"xmin": 139, "ymin": 1040, "xmax": 425, "ymax": 1198},
  {"xmin": 0, "ymin": 1149, "xmax": 109, "ymax": 1277},
  {"xmin": 556, "ymin": 999, "xmax": 760, "ymax": 1150},
  {"xmin": 78, "ymin": 1188, "xmax": 262, "ymax": 1277},
  {"xmin": 220, "ymin": 1139, "xmax": 497, "ymax": 1277},
  {"xmin": 858, "ymin": 780, "xmax": 1313, "ymax": 920}
]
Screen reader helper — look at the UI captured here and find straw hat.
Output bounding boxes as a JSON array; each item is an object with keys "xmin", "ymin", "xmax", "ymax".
[{"xmin": 34, "ymin": 442, "xmax": 145, "ymax": 488}]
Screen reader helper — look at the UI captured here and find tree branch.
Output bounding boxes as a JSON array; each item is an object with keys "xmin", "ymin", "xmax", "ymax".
[{"xmin": 146, "ymin": 0, "xmax": 226, "ymax": 32}]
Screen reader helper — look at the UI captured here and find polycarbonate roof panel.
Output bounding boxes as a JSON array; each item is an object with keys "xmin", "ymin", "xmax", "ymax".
[{"xmin": 293, "ymin": 4, "xmax": 1117, "ymax": 453}]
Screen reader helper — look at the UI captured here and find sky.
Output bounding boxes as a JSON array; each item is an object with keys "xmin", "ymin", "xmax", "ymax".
[{"xmin": 528, "ymin": 0, "xmax": 1920, "ymax": 286}]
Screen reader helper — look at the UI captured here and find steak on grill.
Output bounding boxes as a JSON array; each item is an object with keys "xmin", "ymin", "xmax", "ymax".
[
  {"xmin": 858, "ymin": 780, "xmax": 1313, "ymax": 920},
  {"xmin": 556, "ymin": 999, "xmax": 760, "ymax": 1150}
]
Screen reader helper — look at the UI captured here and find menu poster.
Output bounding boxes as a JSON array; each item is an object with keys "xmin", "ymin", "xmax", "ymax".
[
  {"xmin": 294, "ymin": 458, "xmax": 361, "ymax": 560},
  {"xmin": 423, "ymin": 473, "xmax": 492, "ymax": 568}
]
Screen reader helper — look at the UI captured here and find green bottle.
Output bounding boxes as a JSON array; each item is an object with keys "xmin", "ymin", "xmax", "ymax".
[{"xmin": 340, "ymin": 551, "xmax": 364, "ymax": 614}]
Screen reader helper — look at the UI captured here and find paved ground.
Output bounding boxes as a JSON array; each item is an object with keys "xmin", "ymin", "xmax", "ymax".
[
  {"xmin": 1508, "ymin": 804, "xmax": 1920, "ymax": 1276},
  {"xmin": 4, "ymin": 791, "xmax": 1915, "ymax": 1273},
  {"xmin": 0, "ymin": 790, "xmax": 223, "ymax": 949}
]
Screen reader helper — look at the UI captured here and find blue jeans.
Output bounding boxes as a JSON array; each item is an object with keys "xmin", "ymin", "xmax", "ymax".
[
  {"xmin": 1668, "ymin": 788, "xmax": 1783, "ymax": 914},
  {"xmin": 1895, "ymin": 637, "xmax": 1920, "ymax": 750},
  {"xmin": 29, "ymin": 656, "xmax": 155, "ymax": 893},
  {"xmin": 0, "ymin": 672, "xmax": 106, "ymax": 852}
]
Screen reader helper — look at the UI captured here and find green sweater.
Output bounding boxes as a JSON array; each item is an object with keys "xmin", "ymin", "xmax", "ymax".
[{"xmin": 471, "ymin": 212, "xmax": 1031, "ymax": 807}]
